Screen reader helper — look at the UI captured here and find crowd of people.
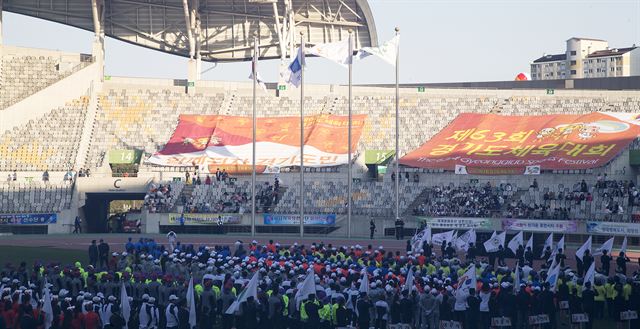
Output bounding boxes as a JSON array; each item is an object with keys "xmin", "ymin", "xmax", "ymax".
[
  {"xmin": 144, "ymin": 184, "xmax": 176, "ymax": 213},
  {"xmin": 183, "ymin": 180, "xmax": 280, "ymax": 215},
  {"xmin": 1, "ymin": 233, "xmax": 639, "ymax": 329},
  {"xmin": 413, "ymin": 183, "xmax": 506, "ymax": 218}
]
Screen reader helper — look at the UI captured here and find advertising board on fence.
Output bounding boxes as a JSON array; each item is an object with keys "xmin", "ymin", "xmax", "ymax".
[
  {"xmin": 418, "ymin": 217, "xmax": 492, "ymax": 229},
  {"xmin": 263, "ymin": 214, "xmax": 336, "ymax": 225},
  {"xmin": 586, "ymin": 221, "xmax": 640, "ymax": 235},
  {"xmin": 502, "ymin": 219, "xmax": 578, "ymax": 233},
  {"xmin": 168, "ymin": 213, "xmax": 241, "ymax": 225},
  {"xmin": 0, "ymin": 214, "xmax": 57, "ymax": 225}
]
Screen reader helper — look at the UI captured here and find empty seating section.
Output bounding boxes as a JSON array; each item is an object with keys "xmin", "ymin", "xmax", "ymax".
[
  {"xmin": 0, "ymin": 97, "xmax": 89, "ymax": 171},
  {"xmin": 0, "ymin": 183, "xmax": 72, "ymax": 213},
  {"xmin": 0, "ymin": 55, "xmax": 87, "ymax": 109}
]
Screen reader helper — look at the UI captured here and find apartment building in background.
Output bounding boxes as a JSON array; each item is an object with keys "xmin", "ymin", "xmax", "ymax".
[{"xmin": 531, "ymin": 37, "xmax": 639, "ymax": 80}]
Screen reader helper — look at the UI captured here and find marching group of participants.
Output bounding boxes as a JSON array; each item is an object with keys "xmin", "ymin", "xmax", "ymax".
[{"xmin": 0, "ymin": 235, "xmax": 639, "ymax": 329}]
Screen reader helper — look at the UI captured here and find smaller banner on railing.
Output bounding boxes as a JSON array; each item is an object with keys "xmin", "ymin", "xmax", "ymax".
[
  {"xmin": 168, "ymin": 213, "xmax": 241, "ymax": 225},
  {"xmin": 263, "ymin": 214, "xmax": 336, "ymax": 225},
  {"xmin": 586, "ymin": 221, "xmax": 640, "ymax": 235},
  {"xmin": 0, "ymin": 214, "xmax": 57, "ymax": 225},
  {"xmin": 418, "ymin": 217, "xmax": 492, "ymax": 229},
  {"xmin": 502, "ymin": 219, "xmax": 578, "ymax": 233}
]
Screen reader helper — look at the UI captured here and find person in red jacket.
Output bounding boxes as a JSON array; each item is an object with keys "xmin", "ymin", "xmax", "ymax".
[
  {"xmin": 82, "ymin": 304, "xmax": 101, "ymax": 329},
  {"xmin": 2, "ymin": 300, "xmax": 16, "ymax": 329}
]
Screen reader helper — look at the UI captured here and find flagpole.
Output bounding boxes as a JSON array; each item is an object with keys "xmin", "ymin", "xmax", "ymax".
[
  {"xmin": 299, "ymin": 31, "xmax": 305, "ymax": 238},
  {"xmin": 251, "ymin": 35, "xmax": 258, "ymax": 237},
  {"xmin": 394, "ymin": 27, "xmax": 400, "ymax": 226},
  {"xmin": 347, "ymin": 30, "xmax": 353, "ymax": 239}
]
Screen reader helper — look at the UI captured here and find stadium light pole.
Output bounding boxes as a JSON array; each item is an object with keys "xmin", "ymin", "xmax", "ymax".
[
  {"xmin": 347, "ymin": 30, "xmax": 353, "ymax": 239},
  {"xmin": 299, "ymin": 31, "xmax": 306, "ymax": 238},
  {"xmin": 251, "ymin": 35, "xmax": 258, "ymax": 237},
  {"xmin": 394, "ymin": 27, "xmax": 400, "ymax": 225}
]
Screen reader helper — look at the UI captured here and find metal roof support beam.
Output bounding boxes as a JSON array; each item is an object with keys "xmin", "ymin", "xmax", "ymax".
[
  {"xmin": 0, "ymin": 0, "xmax": 4, "ymax": 45},
  {"xmin": 91, "ymin": 0, "xmax": 105, "ymax": 80},
  {"xmin": 184, "ymin": 0, "xmax": 201, "ymax": 87}
]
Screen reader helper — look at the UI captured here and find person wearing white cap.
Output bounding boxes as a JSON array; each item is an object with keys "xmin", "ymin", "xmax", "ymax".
[
  {"xmin": 167, "ymin": 231, "xmax": 177, "ymax": 252},
  {"xmin": 165, "ymin": 295, "xmax": 180, "ymax": 329}
]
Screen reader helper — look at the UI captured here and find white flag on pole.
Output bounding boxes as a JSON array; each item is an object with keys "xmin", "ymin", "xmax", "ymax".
[
  {"xmin": 546, "ymin": 263, "xmax": 561, "ymax": 292},
  {"xmin": 541, "ymin": 233, "xmax": 553, "ymax": 258},
  {"xmin": 120, "ymin": 283, "xmax": 131, "ymax": 329},
  {"xmin": 550, "ymin": 235, "xmax": 565, "ymax": 261},
  {"xmin": 621, "ymin": 236, "xmax": 628, "ymax": 254},
  {"xmin": 432, "ymin": 230, "xmax": 456, "ymax": 246},
  {"xmin": 507, "ymin": 231, "xmax": 524, "ymax": 255},
  {"xmin": 295, "ymin": 269, "xmax": 318, "ymax": 302},
  {"xmin": 286, "ymin": 48, "xmax": 305, "ymax": 87},
  {"xmin": 584, "ymin": 262, "xmax": 596, "ymax": 287},
  {"xmin": 594, "ymin": 237, "xmax": 614, "ymax": 256},
  {"xmin": 576, "ymin": 236, "xmax": 592, "ymax": 261},
  {"xmin": 307, "ymin": 38, "xmax": 352, "ymax": 67},
  {"xmin": 357, "ymin": 35, "xmax": 400, "ymax": 67},
  {"xmin": 456, "ymin": 266, "xmax": 476, "ymax": 295},
  {"xmin": 525, "ymin": 234, "xmax": 533, "ymax": 252},
  {"xmin": 411, "ymin": 226, "xmax": 431, "ymax": 252},
  {"xmin": 226, "ymin": 271, "xmax": 259, "ymax": 314},
  {"xmin": 186, "ymin": 278, "xmax": 197, "ymax": 329},
  {"xmin": 403, "ymin": 269, "xmax": 415, "ymax": 292},
  {"xmin": 455, "ymin": 229, "xmax": 476, "ymax": 252},
  {"xmin": 484, "ymin": 231, "xmax": 506, "ymax": 253},
  {"xmin": 43, "ymin": 288, "xmax": 53, "ymax": 329},
  {"xmin": 359, "ymin": 269, "xmax": 370, "ymax": 295}
]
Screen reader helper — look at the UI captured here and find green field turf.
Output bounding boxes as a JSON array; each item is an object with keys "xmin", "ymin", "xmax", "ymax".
[{"xmin": 0, "ymin": 246, "xmax": 87, "ymax": 267}]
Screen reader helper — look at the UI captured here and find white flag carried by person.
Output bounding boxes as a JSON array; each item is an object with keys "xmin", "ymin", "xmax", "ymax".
[
  {"xmin": 484, "ymin": 231, "xmax": 506, "ymax": 253},
  {"xmin": 307, "ymin": 38, "xmax": 352, "ymax": 67},
  {"xmin": 541, "ymin": 233, "xmax": 553, "ymax": 258},
  {"xmin": 226, "ymin": 271, "xmax": 259, "ymax": 314},
  {"xmin": 120, "ymin": 283, "xmax": 131, "ymax": 328},
  {"xmin": 621, "ymin": 236, "xmax": 628, "ymax": 254},
  {"xmin": 186, "ymin": 278, "xmax": 197, "ymax": 329},
  {"xmin": 455, "ymin": 229, "xmax": 476, "ymax": 252},
  {"xmin": 584, "ymin": 262, "xmax": 596, "ymax": 287},
  {"xmin": 432, "ymin": 230, "xmax": 456, "ymax": 246},
  {"xmin": 456, "ymin": 266, "xmax": 476, "ymax": 295},
  {"xmin": 359, "ymin": 269, "xmax": 370, "ymax": 295},
  {"xmin": 576, "ymin": 236, "xmax": 592, "ymax": 261},
  {"xmin": 403, "ymin": 269, "xmax": 415, "ymax": 292},
  {"xmin": 286, "ymin": 47, "xmax": 305, "ymax": 87},
  {"xmin": 295, "ymin": 270, "xmax": 318, "ymax": 302},
  {"xmin": 525, "ymin": 234, "xmax": 533, "ymax": 252},
  {"xmin": 43, "ymin": 288, "xmax": 53, "ymax": 329},
  {"xmin": 357, "ymin": 34, "xmax": 400, "ymax": 66},
  {"xmin": 594, "ymin": 237, "xmax": 614, "ymax": 256},
  {"xmin": 411, "ymin": 226, "xmax": 431, "ymax": 252},
  {"xmin": 507, "ymin": 231, "xmax": 524, "ymax": 255},
  {"xmin": 546, "ymin": 263, "xmax": 561, "ymax": 292},
  {"xmin": 550, "ymin": 235, "xmax": 565, "ymax": 261}
]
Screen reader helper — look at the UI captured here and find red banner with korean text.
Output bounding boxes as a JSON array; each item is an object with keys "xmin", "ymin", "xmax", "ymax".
[
  {"xmin": 148, "ymin": 114, "xmax": 367, "ymax": 170},
  {"xmin": 400, "ymin": 112, "xmax": 639, "ymax": 172}
]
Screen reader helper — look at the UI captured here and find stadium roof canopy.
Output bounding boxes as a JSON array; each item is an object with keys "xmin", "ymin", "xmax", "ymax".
[{"xmin": 3, "ymin": 0, "xmax": 378, "ymax": 62}]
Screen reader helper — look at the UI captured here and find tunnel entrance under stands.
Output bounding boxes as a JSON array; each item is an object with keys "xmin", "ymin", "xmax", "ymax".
[{"xmin": 82, "ymin": 193, "xmax": 146, "ymax": 233}]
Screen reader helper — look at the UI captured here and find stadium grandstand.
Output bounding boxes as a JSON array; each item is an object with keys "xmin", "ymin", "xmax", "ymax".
[{"xmin": 0, "ymin": 0, "xmax": 639, "ymax": 252}]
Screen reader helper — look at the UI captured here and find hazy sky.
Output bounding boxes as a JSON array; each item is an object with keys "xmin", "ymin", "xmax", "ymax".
[{"xmin": 3, "ymin": 0, "xmax": 639, "ymax": 84}]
